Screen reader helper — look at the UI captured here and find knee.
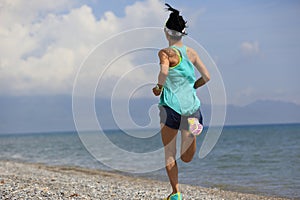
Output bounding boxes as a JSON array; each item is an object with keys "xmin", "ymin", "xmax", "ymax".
[
  {"xmin": 165, "ymin": 146, "xmax": 176, "ymax": 161},
  {"xmin": 180, "ymin": 153, "xmax": 194, "ymax": 163},
  {"xmin": 165, "ymin": 159, "xmax": 176, "ymax": 171},
  {"xmin": 165, "ymin": 154, "xmax": 176, "ymax": 169}
]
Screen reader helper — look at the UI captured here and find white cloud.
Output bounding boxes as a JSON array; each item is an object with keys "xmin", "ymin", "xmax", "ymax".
[
  {"xmin": 240, "ymin": 41, "xmax": 260, "ymax": 55},
  {"xmin": 0, "ymin": 0, "xmax": 166, "ymax": 96},
  {"xmin": 123, "ymin": 0, "xmax": 166, "ymax": 27}
]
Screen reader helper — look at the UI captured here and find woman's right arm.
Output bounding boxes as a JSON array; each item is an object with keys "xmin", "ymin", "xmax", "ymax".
[
  {"xmin": 189, "ymin": 48, "xmax": 210, "ymax": 89},
  {"xmin": 153, "ymin": 49, "xmax": 169, "ymax": 96}
]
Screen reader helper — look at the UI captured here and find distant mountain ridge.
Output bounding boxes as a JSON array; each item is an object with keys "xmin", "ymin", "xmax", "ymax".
[
  {"xmin": 0, "ymin": 95, "xmax": 300, "ymax": 133},
  {"xmin": 225, "ymin": 100, "xmax": 300, "ymax": 125}
]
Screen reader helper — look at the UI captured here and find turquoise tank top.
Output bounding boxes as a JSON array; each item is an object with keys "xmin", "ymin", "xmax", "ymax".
[{"xmin": 159, "ymin": 45, "xmax": 200, "ymax": 116}]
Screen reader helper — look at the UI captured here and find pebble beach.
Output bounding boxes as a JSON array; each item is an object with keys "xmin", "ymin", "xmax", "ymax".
[{"xmin": 0, "ymin": 160, "xmax": 292, "ymax": 200}]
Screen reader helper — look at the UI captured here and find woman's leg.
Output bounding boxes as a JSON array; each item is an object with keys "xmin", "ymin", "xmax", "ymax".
[
  {"xmin": 161, "ymin": 124, "xmax": 179, "ymax": 194},
  {"xmin": 180, "ymin": 129, "xmax": 197, "ymax": 163}
]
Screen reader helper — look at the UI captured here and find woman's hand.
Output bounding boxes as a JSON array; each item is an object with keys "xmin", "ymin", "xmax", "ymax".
[{"xmin": 152, "ymin": 84, "xmax": 163, "ymax": 96}]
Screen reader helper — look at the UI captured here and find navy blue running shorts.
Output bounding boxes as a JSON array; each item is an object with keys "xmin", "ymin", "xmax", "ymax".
[{"xmin": 159, "ymin": 105, "xmax": 203, "ymax": 130}]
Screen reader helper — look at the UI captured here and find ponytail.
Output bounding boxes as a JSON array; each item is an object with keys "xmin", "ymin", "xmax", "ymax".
[{"xmin": 165, "ymin": 3, "xmax": 187, "ymax": 35}]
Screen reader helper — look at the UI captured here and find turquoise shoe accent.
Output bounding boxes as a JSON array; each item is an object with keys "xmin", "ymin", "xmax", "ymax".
[
  {"xmin": 163, "ymin": 192, "xmax": 183, "ymax": 200},
  {"xmin": 169, "ymin": 192, "xmax": 182, "ymax": 200}
]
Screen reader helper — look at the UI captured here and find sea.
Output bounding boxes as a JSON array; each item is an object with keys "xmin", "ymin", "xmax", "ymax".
[{"xmin": 0, "ymin": 123, "xmax": 299, "ymax": 199}]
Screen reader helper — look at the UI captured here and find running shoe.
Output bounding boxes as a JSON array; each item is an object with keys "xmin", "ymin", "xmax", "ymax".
[
  {"xmin": 164, "ymin": 192, "xmax": 182, "ymax": 200},
  {"xmin": 188, "ymin": 117, "xmax": 203, "ymax": 136}
]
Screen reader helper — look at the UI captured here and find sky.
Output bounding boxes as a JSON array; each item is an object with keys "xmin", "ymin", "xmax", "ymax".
[{"xmin": 1, "ymin": 0, "xmax": 300, "ymax": 106}]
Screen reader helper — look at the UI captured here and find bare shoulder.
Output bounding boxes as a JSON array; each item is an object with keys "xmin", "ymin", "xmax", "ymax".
[
  {"xmin": 158, "ymin": 48, "xmax": 180, "ymax": 67},
  {"xmin": 186, "ymin": 46, "xmax": 198, "ymax": 55},
  {"xmin": 159, "ymin": 48, "xmax": 176, "ymax": 58},
  {"xmin": 186, "ymin": 46, "xmax": 198, "ymax": 63}
]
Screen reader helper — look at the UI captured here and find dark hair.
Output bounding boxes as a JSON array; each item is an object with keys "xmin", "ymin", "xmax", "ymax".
[{"xmin": 165, "ymin": 3, "xmax": 187, "ymax": 35}]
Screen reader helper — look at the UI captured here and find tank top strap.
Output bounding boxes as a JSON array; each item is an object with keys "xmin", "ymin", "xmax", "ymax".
[{"xmin": 171, "ymin": 45, "xmax": 188, "ymax": 60}]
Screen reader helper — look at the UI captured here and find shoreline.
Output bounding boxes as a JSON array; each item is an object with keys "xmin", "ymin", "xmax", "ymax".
[{"xmin": 0, "ymin": 160, "xmax": 292, "ymax": 200}]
